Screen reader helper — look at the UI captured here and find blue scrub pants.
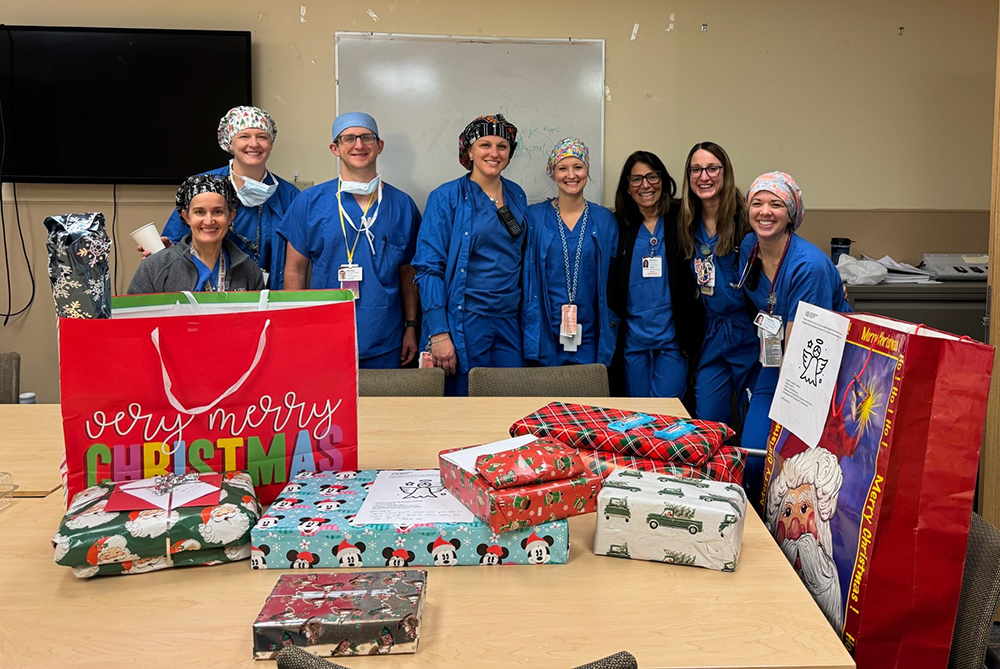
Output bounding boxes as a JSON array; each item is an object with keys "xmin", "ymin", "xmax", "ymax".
[
  {"xmin": 360, "ymin": 347, "xmax": 402, "ymax": 370},
  {"xmin": 447, "ymin": 311, "xmax": 524, "ymax": 396},
  {"xmin": 694, "ymin": 316, "xmax": 759, "ymax": 425},
  {"xmin": 623, "ymin": 345, "xmax": 687, "ymax": 398},
  {"xmin": 740, "ymin": 367, "xmax": 780, "ymax": 508}
]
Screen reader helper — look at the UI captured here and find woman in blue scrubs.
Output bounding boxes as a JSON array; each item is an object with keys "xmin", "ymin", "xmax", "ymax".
[
  {"xmin": 608, "ymin": 151, "xmax": 703, "ymax": 402},
  {"xmin": 522, "ymin": 137, "xmax": 618, "ymax": 368},
  {"xmin": 412, "ymin": 114, "xmax": 529, "ymax": 395},
  {"xmin": 677, "ymin": 142, "xmax": 757, "ymax": 426},
  {"xmin": 152, "ymin": 106, "xmax": 299, "ymax": 286},
  {"xmin": 738, "ymin": 172, "xmax": 851, "ymax": 499}
]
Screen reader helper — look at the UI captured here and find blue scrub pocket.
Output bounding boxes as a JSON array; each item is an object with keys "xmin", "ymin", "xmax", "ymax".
[{"xmin": 373, "ymin": 238, "xmax": 406, "ymax": 286}]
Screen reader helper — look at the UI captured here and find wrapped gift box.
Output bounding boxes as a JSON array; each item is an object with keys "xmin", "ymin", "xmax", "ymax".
[
  {"xmin": 579, "ymin": 447, "xmax": 744, "ymax": 484},
  {"xmin": 510, "ymin": 402, "xmax": 735, "ymax": 467},
  {"xmin": 253, "ymin": 570, "xmax": 426, "ymax": 659},
  {"xmin": 439, "ymin": 439, "xmax": 602, "ymax": 534},
  {"xmin": 52, "ymin": 471, "xmax": 260, "ymax": 578},
  {"xmin": 594, "ymin": 468, "xmax": 747, "ymax": 571},
  {"xmin": 251, "ymin": 470, "xmax": 568, "ymax": 568}
]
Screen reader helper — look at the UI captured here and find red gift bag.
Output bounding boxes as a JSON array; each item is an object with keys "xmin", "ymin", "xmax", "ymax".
[
  {"xmin": 760, "ymin": 312, "xmax": 994, "ymax": 668},
  {"xmin": 59, "ymin": 291, "xmax": 359, "ymax": 507}
]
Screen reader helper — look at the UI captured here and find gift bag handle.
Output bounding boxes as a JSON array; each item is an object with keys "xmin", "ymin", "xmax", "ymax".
[
  {"xmin": 179, "ymin": 291, "xmax": 201, "ymax": 314},
  {"xmin": 150, "ymin": 318, "xmax": 271, "ymax": 416}
]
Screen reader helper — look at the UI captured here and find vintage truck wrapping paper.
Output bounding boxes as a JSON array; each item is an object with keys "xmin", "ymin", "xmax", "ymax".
[
  {"xmin": 579, "ymin": 447, "xmax": 744, "ymax": 484},
  {"xmin": 474, "ymin": 438, "xmax": 586, "ymax": 489},
  {"xmin": 251, "ymin": 470, "xmax": 568, "ymax": 568},
  {"xmin": 253, "ymin": 570, "xmax": 427, "ymax": 659},
  {"xmin": 593, "ymin": 468, "xmax": 747, "ymax": 571},
  {"xmin": 510, "ymin": 402, "xmax": 735, "ymax": 467},
  {"xmin": 441, "ymin": 444, "xmax": 602, "ymax": 534},
  {"xmin": 44, "ymin": 212, "xmax": 112, "ymax": 319},
  {"xmin": 52, "ymin": 471, "xmax": 259, "ymax": 578}
]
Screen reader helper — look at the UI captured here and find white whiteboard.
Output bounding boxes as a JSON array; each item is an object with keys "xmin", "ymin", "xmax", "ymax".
[{"xmin": 335, "ymin": 33, "xmax": 605, "ymax": 209}]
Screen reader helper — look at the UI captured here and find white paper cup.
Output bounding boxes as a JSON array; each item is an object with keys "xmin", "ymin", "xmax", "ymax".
[{"xmin": 130, "ymin": 222, "xmax": 166, "ymax": 254}]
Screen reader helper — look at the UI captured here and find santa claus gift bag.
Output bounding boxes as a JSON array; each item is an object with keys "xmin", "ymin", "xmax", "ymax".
[
  {"xmin": 760, "ymin": 306, "xmax": 994, "ymax": 668},
  {"xmin": 59, "ymin": 290, "xmax": 360, "ymax": 507}
]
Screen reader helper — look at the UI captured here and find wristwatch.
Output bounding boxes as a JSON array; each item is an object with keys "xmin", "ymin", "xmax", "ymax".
[{"xmin": 404, "ymin": 320, "xmax": 419, "ymax": 329}]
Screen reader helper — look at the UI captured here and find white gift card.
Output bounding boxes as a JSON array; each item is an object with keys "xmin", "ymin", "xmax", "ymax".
[
  {"xmin": 120, "ymin": 479, "xmax": 219, "ymax": 510},
  {"xmin": 768, "ymin": 301, "xmax": 850, "ymax": 448}
]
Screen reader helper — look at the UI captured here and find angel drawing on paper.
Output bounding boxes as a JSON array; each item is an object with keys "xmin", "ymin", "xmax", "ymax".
[{"xmin": 800, "ymin": 338, "xmax": 829, "ymax": 387}]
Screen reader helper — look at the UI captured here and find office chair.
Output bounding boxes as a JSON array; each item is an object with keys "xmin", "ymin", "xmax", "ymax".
[
  {"xmin": 0, "ymin": 351, "xmax": 20, "ymax": 404},
  {"xmin": 949, "ymin": 513, "xmax": 1000, "ymax": 669},
  {"xmin": 358, "ymin": 367, "xmax": 445, "ymax": 397},
  {"xmin": 468, "ymin": 364, "xmax": 610, "ymax": 397}
]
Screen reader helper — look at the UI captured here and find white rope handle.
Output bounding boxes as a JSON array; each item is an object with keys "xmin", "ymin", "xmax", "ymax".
[
  {"xmin": 179, "ymin": 291, "xmax": 202, "ymax": 314},
  {"xmin": 257, "ymin": 290, "xmax": 270, "ymax": 310},
  {"xmin": 151, "ymin": 318, "xmax": 271, "ymax": 416}
]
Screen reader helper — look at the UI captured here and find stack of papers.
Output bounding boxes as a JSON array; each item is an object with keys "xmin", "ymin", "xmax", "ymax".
[{"xmin": 862, "ymin": 254, "xmax": 935, "ymax": 284}]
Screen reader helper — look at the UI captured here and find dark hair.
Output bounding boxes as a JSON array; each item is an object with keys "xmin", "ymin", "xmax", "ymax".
[
  {"xmin": 613, "ymin": 150, "xmax": 677, "ymax": 228},
  {"xmin": 677, "ymin": 142, "xmax": 748, "ymax": 259}
]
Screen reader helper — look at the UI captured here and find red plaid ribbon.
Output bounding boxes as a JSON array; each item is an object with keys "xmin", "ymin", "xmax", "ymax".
[
  {"xmin": 578, "ymin": 448, "xmax": 744, "ymax": 484},
  {"xmin": 510, "ymin": 402, "xmax": 734, "ymax": 465}
]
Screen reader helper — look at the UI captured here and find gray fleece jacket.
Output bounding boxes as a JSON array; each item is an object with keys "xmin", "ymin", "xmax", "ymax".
[{"xmin": 127, "ymin": 236, "xmax": 265, "ymax": 294}]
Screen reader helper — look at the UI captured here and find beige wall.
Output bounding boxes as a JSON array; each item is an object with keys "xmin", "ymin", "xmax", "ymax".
[{"xmin": 0, "ymin": 0, "xmax": 996, "ymax": 402}]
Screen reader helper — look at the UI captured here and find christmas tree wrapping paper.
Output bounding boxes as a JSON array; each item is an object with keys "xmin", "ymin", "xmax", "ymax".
[
  {"xmin": 253, "ymin": 570, "xmax": 427, "ymax": 659},
  {"xmin": 251, "ymin": 470, "xmax": 569, "ymax": 568},
  {"xmin": 44, "ymin": 212, "xmax": 112, "ymax": 319},
  {"xmin": 594, "ymin": 468, "xmax": 747, "ymax": 571},
  {"xmin": 52, "ymin": 471, "xmax": 260, "ymax": 578},
  {"xmin": 440, "ymin": 440, "xmax": 602, "ymax": 534}
]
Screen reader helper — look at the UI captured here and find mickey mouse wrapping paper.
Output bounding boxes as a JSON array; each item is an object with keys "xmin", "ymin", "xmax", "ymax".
[
  {"xmin": 251, "ymin": 470, "xmax": 569, "ymax": 568},
  {"xmin": 52, "ymin": 471, "xmax": 260, "ymax": 578}
]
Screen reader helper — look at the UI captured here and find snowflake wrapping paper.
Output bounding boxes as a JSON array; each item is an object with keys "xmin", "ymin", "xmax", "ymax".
[
  {"xmin": 44, "ymin": 212, "xmax": 112, "ymax": 319},
  {"xmin": 441, "ymin": 443, "xmax": 603, "ymax": 534},
  {"xmin": 253, "ymin": 570, "xmax": 426, "ymax": 659},
  {"xmin": 594, "ymin": 468, "xmax": 747, "ymax": 571},
  {"xmin": 251, "ymin": 470, "xmax": 568, "ymax": 569},
  {"xmin": 51, "ymin": 471, "xmax": 260, "ymax": 578}
]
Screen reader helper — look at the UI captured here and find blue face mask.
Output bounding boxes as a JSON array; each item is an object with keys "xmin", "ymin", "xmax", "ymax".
[
  {"xmin": 232, "ymin": 166, "xmax": 278, "ymax": 207},
  {"xmin": 339, "ymin": 174, "xmax": 381, "ymax": 195}
]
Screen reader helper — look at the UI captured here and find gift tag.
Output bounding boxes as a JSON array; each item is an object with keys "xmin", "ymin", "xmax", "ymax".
[
  {"xmin": 653, "ymin": 422, "xmax": 698, "ymax": 440},
  {"xmin": 754, "ymin": 311, "xmax": 782, "ymax": 337},
  {"xmin": 608, "ymin": 413, "xmax": 657, "ymax": 432},
  {"xmin": 760, "ymin": 335, "xmax": 784, "ymax": 367},
  {"xmin": 641, "ymin": 256, "xmax": 663, "ymax": 278},
  {"xmin": 559, "ymin": 323, "xmax": 583, "ymax": 352},
  {"xmin": 560, "ymin": 304, "xmax": 578, "ymax": 338}
]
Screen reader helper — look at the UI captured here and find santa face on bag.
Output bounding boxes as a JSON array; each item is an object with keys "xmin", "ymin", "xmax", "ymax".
[{"xmin": 197, "ymin": 504, "xmax": 251, "ymax": 545}]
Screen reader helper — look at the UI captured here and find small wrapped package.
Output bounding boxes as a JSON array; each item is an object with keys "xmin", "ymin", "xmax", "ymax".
[
  {"xmin": 510, "ymin": 402, "xmax": 735, "ymax": 467},
  {"xmin": 44, "ymin": 212, "xmax": 112, "ymax": 319},
  {"xmin": 594, "ymin": 468, "xmax": 747, "ymax": 571},
  {"xmin": 578, "ymin": 447, "xmax": 745, "ymax": 484},
  {"xmin": 251, "ymin": 470, "xmax": 568, "ymax": 568},
  {"xmin": 253, "ymin": 570, "xmax": 426, "ymax": 659},
  {"xmin": 439, "ymin": 437, "xmax": 602, "ymax": 534},
  {"xmin": 52, "ymin": 471, "xmax": 260, "ymax": 578},
  {"xmin": 475, "ymin": 439, "xmax": 586, "ymax": 488}
]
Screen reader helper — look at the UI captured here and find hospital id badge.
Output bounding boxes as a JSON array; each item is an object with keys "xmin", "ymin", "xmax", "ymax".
[
  {"xmin": 694, "ymin": 258, "xmax": 715, "ymax": 295},
  {"xmin": 560, "ymin": 323, "xmax": 583, "ymax": 352},
  {"xmin": 760, "ymin": 335, "xmax": 783, "ymax": 367},
  {"xmin": 560, "ymin": 304, "xmax": 578, "ymax": 338},
  {"xmin": 754, "ymin": 311, "xmax": 782, "ymax": 337},
  {"xmin": 339, "ymin": 264, "xmax": 363, "ymax": 300},
  {"xmin": 642, "ymin": 256, "xmax": 662, "ymax": 278}
]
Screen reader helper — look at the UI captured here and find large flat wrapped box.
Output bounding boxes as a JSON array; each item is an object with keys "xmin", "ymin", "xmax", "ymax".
[
  {"xmin": 253, "ymin": 570, "xmax": 426, "ymax": 659},
  {"xmin": 594, "ymin": 468, "xmax": 747, "ymax": 571},
  {"xmin": 439, "ymin": 437, "xmax": 602, "ymax": 533},
  {"xmin": 509, "ymin": 402, "xmax": 743, "ymax": 483},
  {"xmin": 251, "ymin": 469, "xmax": 568, "ymax": 568},
  {"xmin": 52, "ymin": 471, "xmax": 259, "ymax": 578}
]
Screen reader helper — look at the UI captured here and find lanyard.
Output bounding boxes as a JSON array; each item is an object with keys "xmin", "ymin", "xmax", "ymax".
[
  {"xmin": 553, "ymin": 200, "xmax": 589, "ymax": 304},
  {"xmin": 336, "ymin": 182, "xmax": 379, "ymax": 265},
  {"xmin": 763, "ymin": 233, "xmax": 793, "ymax": 314},
  {"xmin": 227, "ymin": 167, "xmax": 263, "ymax": 264}
]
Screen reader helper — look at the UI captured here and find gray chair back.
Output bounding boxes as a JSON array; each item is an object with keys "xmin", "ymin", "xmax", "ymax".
[
  {"xmin": 949, "ymin": 512, "xmax": 1000, "ymax": 669},
  {"xmin": 358, "ymin": 367, "xmax": 445, "ymax": 397},
  {"xmin": 468, "ymin": 364, "xmax": 609, "ymax": 397},
  {"xmin": 0, "ymin": 351, "xmax": 20, "ymax": 404}
]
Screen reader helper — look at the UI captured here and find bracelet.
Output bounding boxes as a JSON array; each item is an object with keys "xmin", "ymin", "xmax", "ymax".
[
  {"xmin": 429, "ymin": 334, "xmax": 450, "ymax": 344},
  {"xmin": 404, "ymin": 320, "xmax": 419, "ymax": 329}
]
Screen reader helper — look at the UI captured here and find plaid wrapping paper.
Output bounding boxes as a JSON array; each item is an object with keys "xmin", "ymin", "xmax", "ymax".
[
  {"xmin": 579, "ymin": 448, "xmax": 744, "ymax": 484},
  {"xmin": 475, "ymin": 437, "xmax": 586, "ymax": 489},
  {"xmin": 510, "ymin": 402, "xmax": 734, "ymax": 465}
]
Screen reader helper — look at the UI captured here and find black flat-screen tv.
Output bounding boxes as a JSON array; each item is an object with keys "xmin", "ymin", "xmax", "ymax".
[{"xmin": 0, "ymin": 25, "xmax": 252, "ymax": 184}]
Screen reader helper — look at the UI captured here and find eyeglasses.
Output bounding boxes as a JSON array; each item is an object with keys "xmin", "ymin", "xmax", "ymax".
[
  {"xmin": 627, "ymin": 171, "xmax": 662, "ymax": 187},
  {"xmin": 336, "ymin": 133, "xmax": 378, "ymax": 146},
  {"xmin": 689, "ymin": 165, "xmax": 723, "ymax": 178}
]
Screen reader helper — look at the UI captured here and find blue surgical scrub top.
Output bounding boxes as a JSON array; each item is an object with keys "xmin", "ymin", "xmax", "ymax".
[
  {"xmin": 464, "ymin": 184, "xmax": 522, "ymax": 317},
  {"xmin": 276, "ymin": 179, "xmax": 421, "ymax": 359},
  {"xmin": 626, "ymin": 218, "xmax": 677, "ymax": 350},
  {"xmin": 694, "ymin": 223, "xmax": 748, "ymax": 319},
  {"xmin": 541, "ymin": 205, "xmax": 598, "ymax": 364}
]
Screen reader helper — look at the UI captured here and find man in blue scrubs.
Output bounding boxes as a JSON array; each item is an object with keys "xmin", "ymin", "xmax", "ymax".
[{"xmin": 278, "ymin": 112, "xmax": 422, "ymax": 368}]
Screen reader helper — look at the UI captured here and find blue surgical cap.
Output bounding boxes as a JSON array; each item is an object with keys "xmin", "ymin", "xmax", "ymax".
[{"xmin": 332, "ymin": 112, "xmax": 379, "ymax": 141}]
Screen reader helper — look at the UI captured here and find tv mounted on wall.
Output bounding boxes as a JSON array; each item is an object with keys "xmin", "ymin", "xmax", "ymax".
[{"xmin": 0, "ymin": 25, "xmax": 252, "ymax": 185}]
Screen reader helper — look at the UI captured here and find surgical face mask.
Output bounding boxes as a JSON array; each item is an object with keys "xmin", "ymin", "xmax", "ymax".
[
  {"xmin": 232, "ymin": 166, "xmax": 278, "ymax": 207},
  {"xmin": 339, "ymin": 174, "xmax": 381, "ymax": 195}
]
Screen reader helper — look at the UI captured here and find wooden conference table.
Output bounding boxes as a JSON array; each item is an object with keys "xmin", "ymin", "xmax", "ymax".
[{"xmin": 0, "ymin": 398, "xmax": 854, "ymax": 669}]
